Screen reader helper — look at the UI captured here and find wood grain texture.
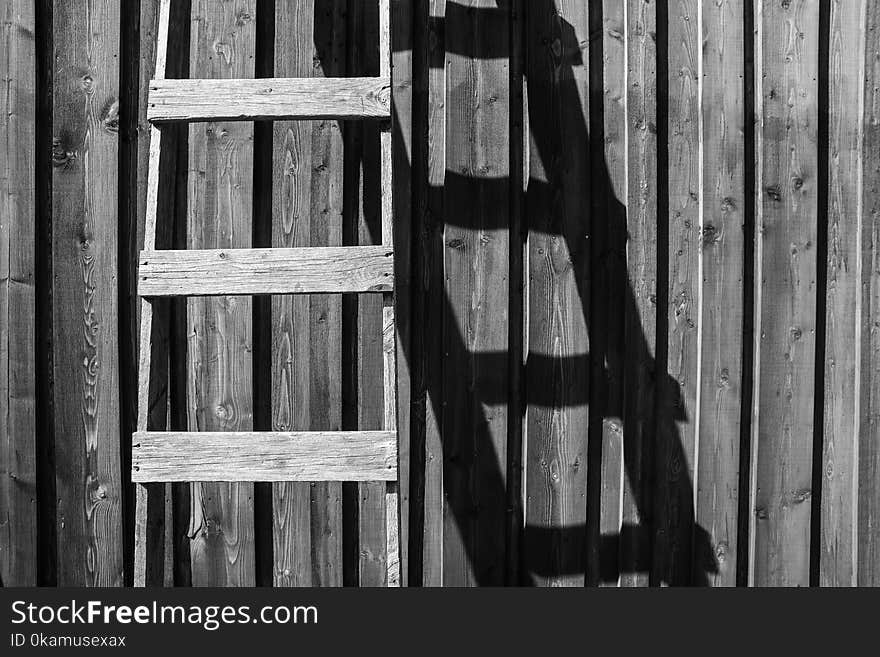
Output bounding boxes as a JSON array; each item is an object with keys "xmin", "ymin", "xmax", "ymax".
[
  {"xmin": 270, "ymin": 0, "xmax": 315, "ymax": 588},
  {"xmin": 524, "ymin": 0, "xmax": 590, "ymax": 587},
  {"xmin": 186, "ymin": 0, "xmax": 256, "ymax": 587},
  {"xmin": 346, "ymin": 0, "xmax": 389, "ymax": 588},
  {"xmin": 420, "ymin": 0, "xmax": 446, "ymax": 588},
  {"xmin": 592, "ymin": 0, "xmax": 628, "ymax": 587},
  {"xmin": 751, "ymin": 0, "xmax": 819, "ymax": 587},
  {"xmin": 655, "ymin": 0, "xmax": 700, "ymax": 586},
  {"xmin": 133, "ymin": 431, "xmax": 397, "ymax": 482},
  {"xmin": 0, "ymin": 0, "xmax": 36, "ymax": 586},
  {"xmin": 821, "ymin": 0, "xmax": 866, "ymax": 587},
  {"xmin": 390, "ymin": 0, "xmax": 413, "ymax": 589},
  {"xmin": 306, "ymin": 0, "xmax": 347, "ymax": 588},
  {"xmin": 148, "ymin": 77, "xmax": 391, "ymax": 122},
  {"xmin": 621, "ymin": 0, "xmax": 658, "ymax": 588},
  {"xmin": 696, "ymin": 0, "xmax": 745, "ymax": 587},
  {"xmin": 442, "ymin": 0, "xmax": 509, "ymax": 586},
  {"xmin": 859, "ymin": 0, "xmax": 880, "ymax": 587},
  {"xmin": 139, "ymin": 246, "xmax": 394, "ymax": 296},
  {"xmin": 51, "ymin": 0, "xmax": 124, "ymax": 587}
]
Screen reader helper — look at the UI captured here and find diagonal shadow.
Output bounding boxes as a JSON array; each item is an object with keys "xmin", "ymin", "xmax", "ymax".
[{"xmin": 389, "ymin": 0, "xmax": 719, "ymax": 585}]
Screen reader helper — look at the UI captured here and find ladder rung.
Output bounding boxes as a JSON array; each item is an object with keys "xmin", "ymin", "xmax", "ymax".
[
  {"xmin": 139, "ymin": 246, "xmax": 393, "ymax": 297},
  {"xmin": 148, "ymin": 77, "xmax": 391, "ymax": 122},
  {"xmin": 132, "ymin": 431, "xmax": 397, "ymax": 482}
]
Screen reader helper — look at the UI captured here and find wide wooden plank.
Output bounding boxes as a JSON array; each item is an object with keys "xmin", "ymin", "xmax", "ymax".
[
  {"xmin": 621, "ymin": 0, "xmax": 657, "ymax": 588},
  {"xmin": 186, "ymin": 0, "xmax": 256, "ymax": 588},
  {"xmin": 0, "ymin": 0, "xmax": 36, "ymax": 586},
  {"xmin": 51, "ymin": 0, "xmax": 124, "ymax": 587},
  {"xmin": 132, "ymin": 431, "xmax": 397, "ymax": 482},
  {"xmin": 696, "ymin": 0, "xmax": 746, "ymax": 587},
  {"xmin": 859, "ymin": 0, "xmax": 880, "ymax": 587},
  {"xmin": 442, "ymin": 0, "xmax": 510, "ymax": 587},
  {"xmin": 148, "ymin": 77, "xmax": 391, "ymax": 122},
  {"xmin": 524, "ymin": 0, "xmax": 590, "ymax": 587},
  {"xmin": 821, "ymin": 0, "xmax": 866, "ymax": 588},
  {"xmin": 139, "ymin": 246, "xmax": 394, "ymax": 296},
  {"xmin": 655, "ymin": 0, "xmax": 700, "ymax": 586},
  {"xmin": 751, "ymin": 0, "xmax": 819, "ymax": 587}
]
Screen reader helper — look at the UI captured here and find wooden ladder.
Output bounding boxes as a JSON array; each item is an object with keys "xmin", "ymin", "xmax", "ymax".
[{"xmin": 133, "ymin": 0, "xmax": 400, "ymax": 587}]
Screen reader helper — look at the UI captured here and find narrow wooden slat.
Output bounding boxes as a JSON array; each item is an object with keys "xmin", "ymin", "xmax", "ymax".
[
  {"xmin": 52, "ymin": 0, "xmax": 124, "ymax": 587},
  {"xmin": 621, "ymin": 0, "xmax": 657, "ymax": 588},
  {"xmin": 390, "ymin": 0, "xmax": 413, "ymax": 588},
  {"xmin": 148, "ymin": 77, "xmax": 391, "ymax": 122},
  {"xmin": 524, "ymin": 0, "xmax": 590, "ymax": 587},
  {"xmin": 696, "ymin": 0, "xmax": 745, "ymax": 587},
  {"xmin": 0, "ymin": 0, "xmax": 37, "ymax": 586},
  {"xmin": 270, "ymin": 0, "xmax": 315, "ymax": 589},
  {"xmin": 132, "ymin": 431, "xmax": 397, "ymax": 482},
  {"xmin": 420, "ymin": 0, "xmax": 447, "ymax": 588},
  {"xmin": 133, "ymin": 0, "xmax": 175, "ymax": 588},
  {"xmin": 186, "ymin": 0, "xmax": 256, "ymax": 588},
  {"xmin": 593, "ymin": 0, "xmax": 628, "ymax": 587},
  {"xmin": 751, "ymin": 0, "xmax": 819, "ymax": 587},
  {"xmin": 821, "ymin": 0, "xmax": 867, "ymax": 588},
  {"xmin": 860, "ymin": 0, "xmax": 880, "ymax": 587},
  {"xmin": 655, "ymin": 0, "xmax": 700, "ymax": 586},
  {"xmin": 139, "ymin": 246, "xmax": 394, "ymax": 297}
]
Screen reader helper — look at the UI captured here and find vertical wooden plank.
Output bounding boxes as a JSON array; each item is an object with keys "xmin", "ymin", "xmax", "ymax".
[
  {"xmin": 271, "ymin": 0, "xmax": 314, "ymax": 589},
  {"xmin": 655, "ymin": 0, "xmax": 700, "ymax": 586},
  {"xmin": 391, "ymin": 0, "xmax": 413, "ymax": 588},
  {"xmin": 0, "ymin": 0, "xmax": 36, "ymax": 586},
  {"xmin": 307, "ymin": 0, "xmax": 346, "ymax": 588},
  {"xmin": 821, "ymin": 0, "xmax": 866, "ymax": 588},
  {"xmin": 858, "ymin": 0, "xmax": 880, "ymax": 587},
  {"xmin": 421, "ymin": 0, "xmax": 446, "ymax": 587},
  {"xmin": 186, "ymin": 0, "xmax": 256, "ymax": 587},
  {"xmin": 621, "ymin": 0, "xmax": 658, "ymax": 588},
  {"xmin": 51, "ymin": 0, "xmax": 124, "ymax": 587},
  {"xmin": 442, "ymin": 0, "xmax": 510, "ymax": 587},
  {"xmin": 348, "ymin": 0, "xmax": 388, "ymax": 588},
  {"xmin": 751, "ymin": 0, "xmax": 819, "ymax": 587},
  {"xmin": 592, "ymin": 0, "xmax": 628, "ymax": 587},
  {"xmin": 695, "ymin": 0, "xmax": 745, "ymax": 587},
  {"xmin": 524, "ymin": 0, "xmax": 590, "ymax": 587}
]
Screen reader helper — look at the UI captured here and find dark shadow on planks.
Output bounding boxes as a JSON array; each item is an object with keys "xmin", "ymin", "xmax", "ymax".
[{"xmin": 403, "ymin": 0, "xmax": 722, "ymax": 585}]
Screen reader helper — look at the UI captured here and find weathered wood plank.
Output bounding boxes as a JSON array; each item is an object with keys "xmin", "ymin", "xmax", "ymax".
[
  {"xmin": 51, "ymin": 0, "xmax": 124, "ymax": 587},
  {"xmin": 696, "ymin": 0, "xmax": 746, "ymax": 587},
  {"xmin": 0, "ymin": 0, "xmax": 36, "ymax": 586},
  {"xmin": 654, "ymin": 0, "xmax": 700, "ymax": 586},
  {"xmin": 306, "ymin": 0, "xmax": 347, "ymax": 588},
  {"xmin": 442, "ymin": 0, "xmax": 510, "ymax": 586},
  {"xmin": 132, "ymin": 431, "xmax": 397, "ymax": 482},
  {"xmin": 419, "ymin": 0, "xmax": 447, "ymax": 588},
  {"xmin": 592, "ymin": 0, "xmax": 628, "ymax": 587},
  {"xmin": 751, "ymin": 0, "xmax": 819, "ymax": 587},
  {"xmin": 139, "ymin": 246, "xmax": 394, "ymax": 296},
  {"xmin": 524, "ymin": 0, "xmax": 590, "ymax": 587},
  {"xmin": 390, "ymin": 0, "xmax": 413, "ymax": 590},
  {"xmin": 621, "ymin": 0, "xmax": 658, "ymax": 588},
  {"xmin": 821, "ymin": 0, "xmax": 866, "ymax": 588},
  {"xmin": 859, "ymin": 0, "xmax": 880, "ymax": 587},
  {"xmin": 148, "ymin": 77, "xmax": 391, "ymax": 122},
  {"xmin": 186, "ymin": 0, "xmax": 256, "ymax": 587},
  {"xmin": 271, "ymin": 0, "xmax": 315, "ymax": 589}
]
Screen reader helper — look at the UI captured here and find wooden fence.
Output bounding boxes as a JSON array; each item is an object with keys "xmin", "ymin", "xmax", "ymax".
[{"xmin": 1, "ymin": 0, "xmax": 879, "ymax": 587}]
